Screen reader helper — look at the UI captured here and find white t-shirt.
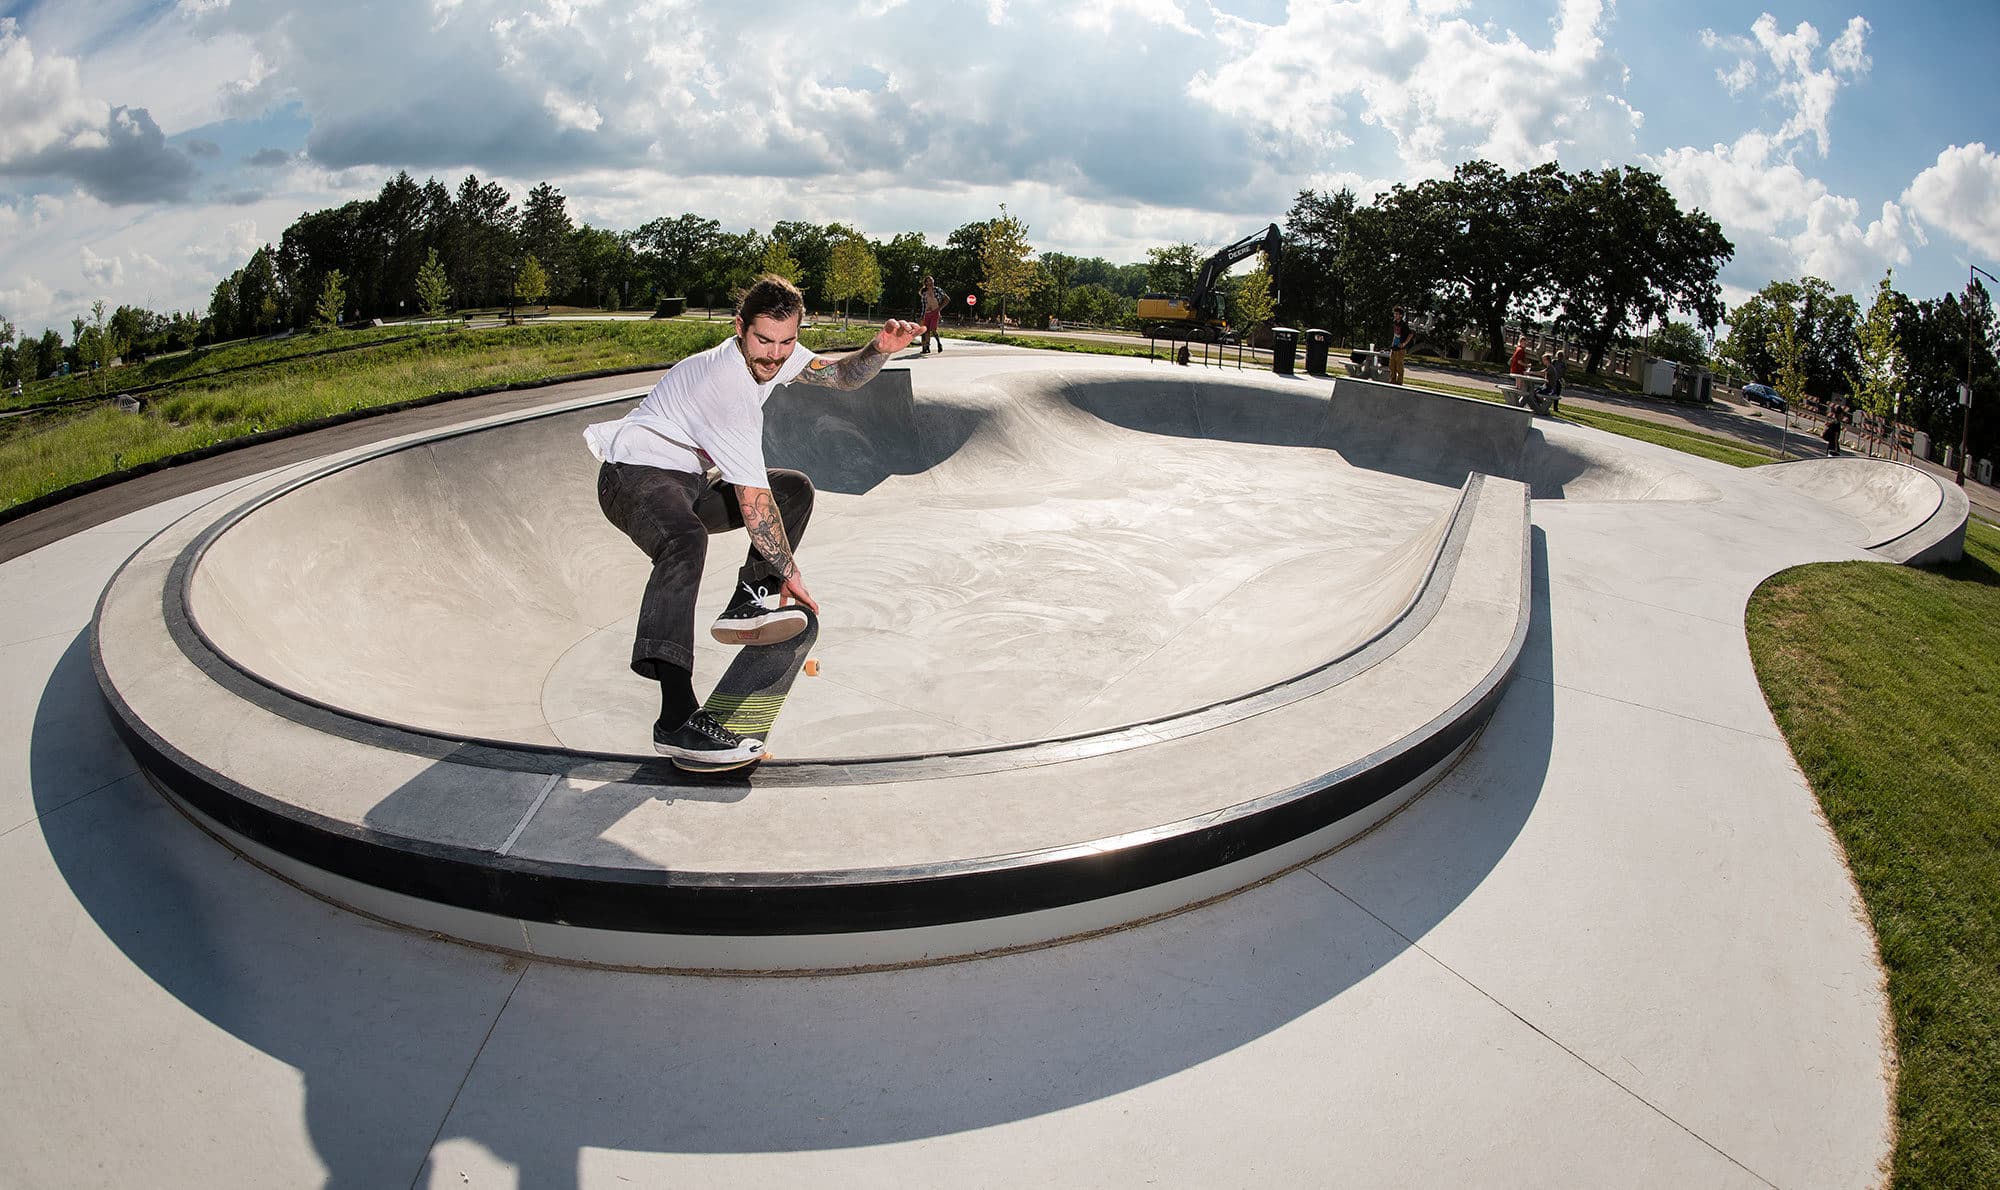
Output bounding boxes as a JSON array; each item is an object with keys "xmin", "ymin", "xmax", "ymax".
[{"xmin": 582, "ymin": 333, "xmax": 818, "ymax": 487}]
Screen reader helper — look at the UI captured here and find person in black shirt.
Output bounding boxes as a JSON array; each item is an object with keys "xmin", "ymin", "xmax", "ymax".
[{"xmin": 1389, "ymin": 305, "xmax": 1412, "ymax": 385}]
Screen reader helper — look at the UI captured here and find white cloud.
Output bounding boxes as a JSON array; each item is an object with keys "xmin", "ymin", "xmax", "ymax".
[
  {"xmin": 1828, "ymin": 16, "xmax": 1870, "ymax": 75},
  {"xmin": 1652, "ymin": 130, "xmax": 1912, "ymax": 293},
  {"xmin": 1787, "ymin": 194, "xmax": 1910, "ymax": 285},
  {"xmin": 0, "ymin": 19, "xmax": 106, "ymax": 161},
  {"xmin": 1701, "ymin": 13, "xmax": 1870, "ymax": 159},
  {"xmin": 1190, "ymin": 0, "xmax": 1640, "ymax": 175},
  {"xmin": 1658, "ymin": 14, "xmax": 1909, "ymax": 295},
  {"xmin": 0, "ymin": 20, "xmax": 198, "ymax": 201},
  {"xmin": 1901, "ymin": 142, "xmax": 2000, "ymax": 260},
  {"xmin": 80, "ymin": 245, "xmax": 124, "ymax": 287}
]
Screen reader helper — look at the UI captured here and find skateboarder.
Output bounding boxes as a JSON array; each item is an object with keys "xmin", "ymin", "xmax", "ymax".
[{"xmin": 585, "ymin": 275, "xmax": 920, "ymax": 765}]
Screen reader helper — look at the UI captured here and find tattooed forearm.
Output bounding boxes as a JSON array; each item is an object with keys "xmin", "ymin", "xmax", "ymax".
[
  {"xmin": 740, "ymin": 487, "xmax": 796, "ymax": 580},
  {"xmin": 795, "ymin": 342, "xmax": 888, "ymax": 391}
]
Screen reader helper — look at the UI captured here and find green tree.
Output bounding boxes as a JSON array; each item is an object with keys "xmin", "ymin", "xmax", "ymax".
[
  {"xmin": 314, "ymin": 269, "xmax": 347, "ymax": 332},
  {"xmin": 448, "ymin": 174, "xmax": 520, "ymax": 308},
  {"xmin": 516, "ymin": 254, "xmax": 550, "ymax": 309},
  {"xmin": 1283, "ymin": 188, "xmax": 1363, "ymax": 338},
  {"xmin": 415, "ymin": 247, "xmax": 453, "ymax": 318},
  {"xmin": 35, "ymin": 328, "xmax": 63, "ymax": 378},
  {"xmin": 569, "ymin": 225, "xmax": 637, "ymax": 309},
  {"xmin": 824, "ymin": 230, "xmax": 882, "ymax": 328},
  {"xmin": 520, "ymin": 183, "xmax": 574, "ymax": 299},
  {"xmin": 1723, "ymin": 277, "xmax": 1862, "ymax": 395},
  {"xmin": 1644, "ymin": 319, "xmax": 1711, "ymax": 368},
  {"xmin": 1145, "ymin": 242, "xmax": 1203, "ymax": 296},
  {"xmin": 759, "ymin": 238, "xmax": 804, "ymax": 287},
  {"xmin": 979, "ymin": 204, "xmax": 1039, "ymax": 332},
  {"xmin": 1547, "ymin": 166, "xmax": 1733, "ymax": 374},
  {"xmin": 770, "ymin": 221, "xmax": 834, "ymax": 309},
  {"xmin": 234, "ymin": 246, "xmax": 286, "ymax": 334},
  {"xmin": 1379, "ymin": 160, "xmax": 1562, "ymax": 360},
  {"xmin": 1067, "ymin": 283, "xmax": 1129, "ymax": 327},
  {"xmin": 1851, "ymin": 271, "xmax": 1907, "ymax": 421},
  {"xmin": 630, "ymin": 213, "xmax": 720, "ymax": 304},
  {"xmin": 1231, "ymin": 262, "xmax": 1276, "ymax": 332},
  {"xmin": 699, "ymin": 229, "xmax": 763, "ymax": 312},
  {"xmin": 1039, "ymin": 251, "xmax": 1081, "ymax": 324},
  {"xmin": 1773, "ymin": 301, "xmax": 1808, "ymax": 414}
]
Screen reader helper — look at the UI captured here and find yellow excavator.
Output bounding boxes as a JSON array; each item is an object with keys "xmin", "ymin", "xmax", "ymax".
[{"xmin": 1137, "ymin": 223, "xmax": 1281, "ymax": 342}]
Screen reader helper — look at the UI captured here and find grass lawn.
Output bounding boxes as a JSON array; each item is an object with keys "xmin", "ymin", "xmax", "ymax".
[
  {"xmin": 4, "ymin": 324, "xmax": 426, "ymax": 412},
  {"xmin": 0, "ymin": 320, "xmax": 872, "ymax": 512},
  {"xmin": 1555, "ymin": 406, "xmax": 1779, "ymax": 468},
  {"xmin": 1747, "ymin": 517, "xmax": 2000, "ymax": 1187}
]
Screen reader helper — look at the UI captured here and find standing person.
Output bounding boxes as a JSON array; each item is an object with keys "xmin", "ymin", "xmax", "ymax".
[
  {"xmin": 1388, "ymin": 305, "xmax": 1412, "ymax": 385},
  {"xmin": 918, "ymin": 275, "xmax": 949, "ymax": 355},
  {"xmin": 1823, "ymin": 402, "xmax": 1845, "ymax": 457},
  {"xmin": 585, "ymin": 275, "xmax": 920, "ymax": 764},
  {"xmin": 1508, "ymin": 337, "xmax": 1529, "ymax": 375},
  {"xmin": 1536, "ymin": 348, "xmax": 1567, "ymax": 414}
]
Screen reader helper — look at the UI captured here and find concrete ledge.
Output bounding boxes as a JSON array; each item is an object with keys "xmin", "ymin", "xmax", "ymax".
[{"xmin": 92, "ymin": 383, "xmax": 1532, "ymax": 970}]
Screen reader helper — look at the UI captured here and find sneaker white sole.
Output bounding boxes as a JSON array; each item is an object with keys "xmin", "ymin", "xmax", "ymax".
[
  {"xmin": 654, "ymin": 738, "xmax": 766, "ymax": 765},
  {"xmin": 710, "ymin": 610, "xmax": 807, "ymax": 646},
  {"xmin": 667, "ymin": 747, "xmax": 771, "ymax": 772}
]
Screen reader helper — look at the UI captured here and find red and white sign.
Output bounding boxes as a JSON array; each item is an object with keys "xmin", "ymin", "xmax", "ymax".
[{"xmin": 966, "ymin": 294, "xmax": 978, "ymax": 306}]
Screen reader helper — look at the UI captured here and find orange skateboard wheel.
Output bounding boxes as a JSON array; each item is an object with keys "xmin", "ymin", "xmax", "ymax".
[{"xmin": 804, "ymin": 659, "xmax": 820, "ymax": 677}]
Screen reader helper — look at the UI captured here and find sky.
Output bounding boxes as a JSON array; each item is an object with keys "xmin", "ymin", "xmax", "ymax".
[{"xmin": 1, "ymin": 0, "xmax": 1997, "ymax": 338}]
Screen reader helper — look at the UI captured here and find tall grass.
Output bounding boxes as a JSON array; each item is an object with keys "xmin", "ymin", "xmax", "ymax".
[
  {"xmin": 4, "ymin": 324, "xmax": 425, "ymax": 411},
  {"xmin": 1, "ymin": 321, "xmax": 869, "ymax": 511}
]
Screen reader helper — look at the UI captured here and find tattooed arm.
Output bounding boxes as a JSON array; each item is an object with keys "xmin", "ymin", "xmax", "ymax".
[
  {"xmin": 736, "ymin": 485, "xmax": 819, "ymax": 613},
  {"xmin": 793, "ymin": 319, "xmax": 922, "ymax": 390}
]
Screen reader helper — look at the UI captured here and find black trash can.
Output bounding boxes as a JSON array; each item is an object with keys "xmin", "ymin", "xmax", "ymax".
[
  {"xmin": 1303, "ymin": 328, "xmax": 1331, "ymax": 376},
  {"xmin": 652, "ymin": 296, "xmax": 686, "ymax": 319},
  {"xmin": 1271, "ymin": 327, "xmax": 1300, "ymax": 376}
]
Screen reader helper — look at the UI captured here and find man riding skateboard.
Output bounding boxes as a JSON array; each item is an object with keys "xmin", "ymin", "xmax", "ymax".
[{"xmin": 585, "ymin": 275, "xmax": 919, "ymax": 766}]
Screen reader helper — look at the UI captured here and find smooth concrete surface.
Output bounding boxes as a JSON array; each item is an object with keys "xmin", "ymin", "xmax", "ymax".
[
  {"xmin": 1760, "ymin": 455, "xmax": 1968, "ymax": 564},
  {"xmin": 185, "ymin": 367, "xmax": 1478, "ymax": 750},
  {"xmin": 92, "ymin": 360, "xmax": 1535, "ymax": 964},
  {"xmin": 5, "ymin": 344, "xmax": 1899, "ymax": 1186}
]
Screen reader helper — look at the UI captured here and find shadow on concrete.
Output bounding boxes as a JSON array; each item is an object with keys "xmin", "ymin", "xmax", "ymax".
[
  {"xmin": 34, "ymin": 540, "xmax": 1552, "ymax": 1188},
  {"xmin": 33, "ymin": 630, "xmax": 523, "ymax": 1189}
]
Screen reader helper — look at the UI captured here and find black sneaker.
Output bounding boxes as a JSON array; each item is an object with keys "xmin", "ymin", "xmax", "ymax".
[
  {"xmin": 711, "ymin": 580, "xmax": 808, "ymax": 645},
  {"xmin": 653, "ymin": 709, "xmax": 764, "ymax": 765}
]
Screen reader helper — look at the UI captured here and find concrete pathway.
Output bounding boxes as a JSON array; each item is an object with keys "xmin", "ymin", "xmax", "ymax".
[{"xmin": 1, "ymin": 347, "xmax": 1894, "ymax": 1188}]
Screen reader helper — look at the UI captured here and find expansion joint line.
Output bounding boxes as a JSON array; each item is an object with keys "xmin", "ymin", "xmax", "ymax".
[
  {"xmin": 1305, "ymin": 868, "xmax": 1779, "ymax": 1189},
  {"xmin": 409, "ymin": 963, "xmax": 530, "ymax": 1190}
]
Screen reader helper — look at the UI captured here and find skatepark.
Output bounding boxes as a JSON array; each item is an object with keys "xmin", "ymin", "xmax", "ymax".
[{"xmin": 4, "ymin": 341, "xmax": 1970, "ymax": 1184}]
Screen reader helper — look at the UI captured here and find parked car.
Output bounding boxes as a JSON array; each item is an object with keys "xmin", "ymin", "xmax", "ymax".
[{"xmin": 1742, "ymin": 383, "xmax": 1786, "ymax": 412}]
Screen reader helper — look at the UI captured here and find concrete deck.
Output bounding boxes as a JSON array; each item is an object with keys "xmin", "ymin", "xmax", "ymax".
[{"xmin": 3, "ymin": 342, "xmax": 1917, "ymax": 1186}]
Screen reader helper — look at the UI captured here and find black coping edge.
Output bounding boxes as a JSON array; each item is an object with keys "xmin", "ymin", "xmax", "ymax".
[{"xmin": 94, "ymin": 481, "xmax": 1532, "ymax": 937}]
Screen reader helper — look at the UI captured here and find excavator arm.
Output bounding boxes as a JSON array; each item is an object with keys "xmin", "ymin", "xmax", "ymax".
[{"xmin": 1190, "ymin": 223, "xmax": 1282, "ymax": 313}]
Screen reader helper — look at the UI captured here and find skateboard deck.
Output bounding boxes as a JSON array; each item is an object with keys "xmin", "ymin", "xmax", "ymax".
[{"xmin": 673, "ymin": 606, "xmax": 820, "ymax": 773}]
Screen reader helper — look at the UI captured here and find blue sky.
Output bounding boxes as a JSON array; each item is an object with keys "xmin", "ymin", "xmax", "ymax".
[{"xmin": 2, "ymin": 1, "xmax": 1996, "ymax": 336}]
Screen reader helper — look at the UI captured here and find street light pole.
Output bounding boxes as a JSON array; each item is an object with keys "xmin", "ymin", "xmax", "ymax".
[{"xmin": 1960, "ymin": 264, "xmax": 1997, "ymax": 487}]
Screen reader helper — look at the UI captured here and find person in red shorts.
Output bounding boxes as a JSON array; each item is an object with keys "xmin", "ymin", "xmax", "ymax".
[{"xmin": 918, "ymin": 275, "xmax": 949, "ymax": 355}]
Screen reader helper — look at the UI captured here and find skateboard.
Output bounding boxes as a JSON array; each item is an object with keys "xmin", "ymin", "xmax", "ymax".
[{"xmin": 673, "ymin": 606, "xmax": 820, "ymax": 773}]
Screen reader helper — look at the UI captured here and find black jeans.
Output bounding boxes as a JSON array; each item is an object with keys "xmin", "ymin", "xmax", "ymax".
[{"xmin": 597, "ymin": 463, "xmax": 815, "ymax": 679}]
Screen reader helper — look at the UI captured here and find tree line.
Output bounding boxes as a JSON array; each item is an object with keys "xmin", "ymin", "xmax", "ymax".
[{"xmin": 2, "ymin": 162, "xmax": 1992, "ymax": 461}]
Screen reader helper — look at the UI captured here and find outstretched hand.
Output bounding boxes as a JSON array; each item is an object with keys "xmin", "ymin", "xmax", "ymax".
[{"xmin": 874, "ymin": 319, "xmax": 922, "ymax": 354}]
